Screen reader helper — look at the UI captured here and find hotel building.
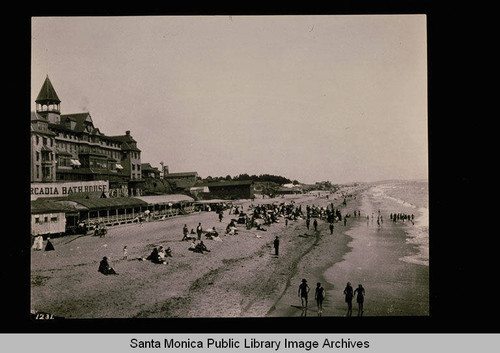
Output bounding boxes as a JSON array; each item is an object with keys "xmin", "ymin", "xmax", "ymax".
[{"xmin": 31, "ymin": 76, "xmax": 143, "ymax": 195}]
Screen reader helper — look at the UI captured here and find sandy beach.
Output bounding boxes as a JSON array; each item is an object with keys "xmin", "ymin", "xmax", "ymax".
[{"xmin": 30, "ymin": 183, "xmax": 428, "ymax": 320}]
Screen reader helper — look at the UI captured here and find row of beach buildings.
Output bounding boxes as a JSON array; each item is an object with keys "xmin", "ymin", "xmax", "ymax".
[{"xmin": 30, "ymin": 76, "xmax": 303, "ymax": 238}]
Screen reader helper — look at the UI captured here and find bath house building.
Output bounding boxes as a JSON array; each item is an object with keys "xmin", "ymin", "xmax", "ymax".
[{"xmin": 31, "ymin": 75, "xmax": 143, "ymax": 195}]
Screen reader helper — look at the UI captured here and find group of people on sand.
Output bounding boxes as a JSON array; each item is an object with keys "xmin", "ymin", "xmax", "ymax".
[
  {"xmin": 146, "ymin": 245, "xmax": 172, "ymax": 264},
  {"xmin": 298, "ymin": 279, "xmax": 366, "ymax": 317},
  {"xmin": 298, "ymin": 279, "xmax": 326, "ymax": 314},
  {"xmin": 32, "ymin": 235, "xmax": 55, "ymax": 251}
]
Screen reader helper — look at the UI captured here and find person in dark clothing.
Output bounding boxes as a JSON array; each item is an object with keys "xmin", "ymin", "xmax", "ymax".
[
  {"xmin": 343, "ymin": 282, "xmax": 354, "ymax": 316},
  {"xmin": 306, "ymin": 218, "xmax": 310, "ymax": 230},
  {"xmin": 182, "ymin": 224, "xmax": 189, "ymax": 241},
  {"xmin": 354, "ymin": 284, "xmax": 365, "ymax": 316},
  {"xmin": 273, "ymin": 236, "xmax": 280, "ymax": 256},
  {"xmin": 329, "ymin": 223, "xmax": 334, "ymax": 234},
  {"xmin": 298, "ymin": 279, "xmax": 310, "ymax": 309},
  {"xmin": 196, "ymin": 223, "xmax": 203, "ymax": 240},
  {"xmin": 44, "ymin": 237, "xmax": 55, "ymax": 251},
  {"xmin": 146, "ymin": 247, "xmax": 165, "ymax": 264},
  {"xmin": 98, "ymin": 256, "xmax": 118, "ymax": 275},
  {"xmin": 313, "ymin": 219, "xmax": 318, "ymax": 231},
  {"xmin": 197, "ymin": 241, "xmax": 210, "ymax": 253},
  {"xmin": 315, "ymin": 282, "xmax": 325, "ymax": 314}
]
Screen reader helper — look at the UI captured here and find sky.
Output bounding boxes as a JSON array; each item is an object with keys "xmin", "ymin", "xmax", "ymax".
[{"xmin": 31, "ymin": 15, "xmax": 428, "ymax": 185}]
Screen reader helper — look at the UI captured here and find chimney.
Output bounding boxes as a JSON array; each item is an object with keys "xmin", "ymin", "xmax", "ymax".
[{"xmin": 125, "ymin": 130, "xmax": 130, "ymax": 136}]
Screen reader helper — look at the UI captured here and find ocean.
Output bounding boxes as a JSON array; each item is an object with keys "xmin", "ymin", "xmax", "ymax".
[
  {"xmin": 370, "ymin": 179, "xmax": 429, "ymax": 266},
  {"xmin": 323, "ymin": 179, "xmax": 429, "ymax": 316}
]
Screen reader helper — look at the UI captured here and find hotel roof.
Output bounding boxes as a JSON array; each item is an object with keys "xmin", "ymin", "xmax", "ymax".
[{"xmin": 35, "ymin": 75, "xmax": 61, "ymax": 104}]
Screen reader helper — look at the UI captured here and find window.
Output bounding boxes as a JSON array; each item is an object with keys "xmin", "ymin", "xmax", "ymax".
[
  {"xmin": 43, "ymin": 137, "xmax": 47, "ymax": 145},
  {"xmin": 35, "ymin": 217, "xmax": 40, "ymax": 224},
  {"xmin": 51, "ymin": 217, "xmax": 58, "ymax": 222},
  {"xmin": 36, "ymin": 151, "xmax": 40, "ymax": 161},
  {"xmin": 36, "ymin": 136, "xmax": 39, "ymax": 145}
]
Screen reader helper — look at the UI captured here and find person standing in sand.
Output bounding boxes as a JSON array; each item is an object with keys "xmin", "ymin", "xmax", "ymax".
[
  {"xmin": 182, "ymin": 224, "xmax": 189, "ymax": 241},
  {"xmin": 273, "ymin": 236, "xmax": 280, "ymax": 256},
  {"xmin": 315, "ymin": 282, "xmax": 325, "ymax": 313},
  {"xmin": 196, "ymin": 223, "xmax": 203, "ymax": 240},
  {"xmin": 354, "ymin": 284, "xmax": 365, "ymax": 316},
  {"xmin": 329, "ymin": 223, "xmax": 334, "ymax": 234},
  {"xmin": 313, "ymin": 218, "xmax": 318, "ymax": 231},
  {"xmin": 344, "ymin": 282, "xmax": 354, "ymax": 316},
  {"xmin": 44, "ymin": 237, "xmax": 55, "ymax": 251},
  {"xmin": 298, "ymin": 279, "xmax": 310, "ymax": 309}
]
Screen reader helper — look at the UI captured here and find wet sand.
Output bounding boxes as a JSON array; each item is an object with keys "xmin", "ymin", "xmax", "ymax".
[{"xmin": 30, "ymin": 184, "xmax": 428, "ymax": 319}]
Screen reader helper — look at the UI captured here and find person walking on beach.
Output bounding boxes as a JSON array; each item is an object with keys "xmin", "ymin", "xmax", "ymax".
[
  {"xmin": 354, "ymin": 284, "xmax": 365, "ymax": 316},
  {"xmin": 196, "ymin": 223, "xmax": 203, "ymax": 240},
  {"xmin": 329, "ymin": 223, "xmax": 334, "ymax": 234},
  {"xmin": 182, "ymin": 224, "xmax": 189, "ymax": 241},
  {"xmin": 273, "ymin": 236, "xmax": 280, "ymax": 256},
  {"xmin": 122, "ymin": 246, "xmax": 128, "ymax": 260},
  {"xmin": 315, "ymin": 282, "xmax": 325, "ymax": 314},
  {"xmin": 298, "ymin": 279, "xmax": 310, "ymax": 309},
  {"xmin": 343, "ymin": 217, "xmax": 347, "ymax": 226},
  {"xmin": 306, "ymin": 218, "xmax": 310, "ymax": 230},
  {"xmin": 344, "ymin": 282, "xmax": 354, "ymax": 316},
  {"xmin": 313, "ymin": 218, "xmax": 318, "ymax": 231}
]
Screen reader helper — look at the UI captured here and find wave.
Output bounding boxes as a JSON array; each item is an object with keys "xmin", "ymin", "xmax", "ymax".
[{"xmin": 370, "ymin": 183, "xmax": 429, "ymax": 267}]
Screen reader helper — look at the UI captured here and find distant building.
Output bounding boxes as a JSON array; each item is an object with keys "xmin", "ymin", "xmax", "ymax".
[
  {"xmin": 163, "ymin": 170, "xmax": 199, "ymax": 192},
  {"xmin": 141, "ymin": 163, "xmax": 161, "ymax": 179},
  {"xmin": 196, "ymin": 180, "xmax": 254, "ymax": 200},
  {"xmin": 31, "ymin": 75, "xmax": 143, "ymax": 195}
]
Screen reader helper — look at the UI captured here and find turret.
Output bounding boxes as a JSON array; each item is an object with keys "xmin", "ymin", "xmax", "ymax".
[{"xmin": 35, "ymin": 75, "xmax": 61, "ymax": 124}]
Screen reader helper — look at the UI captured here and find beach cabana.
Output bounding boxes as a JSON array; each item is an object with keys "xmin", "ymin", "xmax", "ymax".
[
  {"xmin": 30, "ymin": 199, "xmax": 78, "ymax": 237},
  {"xmin": 69, "ymin": 197, "xmax": 148, "ymax": 227}
]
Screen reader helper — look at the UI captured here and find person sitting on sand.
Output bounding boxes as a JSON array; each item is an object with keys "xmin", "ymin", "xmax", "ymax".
[
  {"xmin": 147, "ymin": 247, "xmax": 165, "ymax": 264},
  {"xmin": 197, "ymin": 241, "xmax": 210, "ymax": 253},
  {"xmin": 98, "ymin": 256, "xmax": 118, "ymax": 275},
  {"xmin": 157, "ymin": 246, "xmax": 167, "ymax": 263},
  {"xmin": 257, "ymin": 224, "xmax": 267, "ymax": 231},
  {"xmin": 189, "ymin": 240, "xmax": 202, "ymax": 253},
  {"xmin": 165, "ymin": 247, "xmax": 172, "ymax": 257},
  {"xmin": 205, "ymin": 227, "xmax": 220, "ymax": 240}
]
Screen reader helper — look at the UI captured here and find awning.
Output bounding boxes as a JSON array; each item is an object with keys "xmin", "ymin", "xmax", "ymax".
[
  {"xmin": 134, "ymin": 194, "xmax": 195, "ymax": 205},
  {"xmin": 70, "ymin": 159, "xmax": 81, "ymax": 166},
  {"xmin": 115, "ymin": 164, "xmax": 123, "ymax": 169}
]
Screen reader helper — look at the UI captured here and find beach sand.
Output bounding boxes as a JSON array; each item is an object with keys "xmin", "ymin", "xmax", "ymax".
[{"xmin": 30, "ymin": 184, "xmax": 428, "ymax": 319}]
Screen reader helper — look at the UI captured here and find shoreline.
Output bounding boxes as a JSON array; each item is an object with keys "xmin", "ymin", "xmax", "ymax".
[{"xmin": 30, "ymin": 184, "xmax": 428, "ymax": 319}]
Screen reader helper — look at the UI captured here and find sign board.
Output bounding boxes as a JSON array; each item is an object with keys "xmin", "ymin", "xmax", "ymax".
[{"xmin": 30, "ymin": 180, "xmax": 109, "ymax": 201}]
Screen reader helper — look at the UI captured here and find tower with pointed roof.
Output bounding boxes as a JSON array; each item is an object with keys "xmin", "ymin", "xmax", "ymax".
[
  {"xmin": 35, "ymin": 75, "xmax": 61, "ymax": 124},
  {"xmin": 31, "ymin": 75, "xmax": 145, "ymax": 192}
]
